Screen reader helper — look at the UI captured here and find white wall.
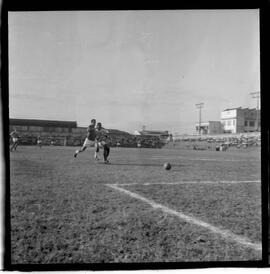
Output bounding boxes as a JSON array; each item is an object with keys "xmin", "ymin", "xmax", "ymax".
[{"xmin": 220, "ymin": 109, "xmax": 237, "ymax": 119}]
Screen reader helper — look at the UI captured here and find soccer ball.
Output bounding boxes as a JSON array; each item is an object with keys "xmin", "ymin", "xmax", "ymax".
[{"xmin": 163, "ymin": 162, "xmax": 171, "ymax": 170}]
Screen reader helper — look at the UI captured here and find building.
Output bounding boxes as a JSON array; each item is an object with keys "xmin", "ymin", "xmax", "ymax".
[
  {"xmin": 107, "ymin": 129, "xmax": 131, "ymax": 136},
  {"xmin": 195, "ymin": 121, "xmax": 223, "ymax": 135},
  {"xmin": 134, "ymin": 129, "xmax": 170, "ymax": 142},
  {"xmin": 9, "ymin": 118, "xmax": 83, "ymax": 145},
  {"xmin": 220, "ymin": 107, "xmax": 260, "ymax": 134},
  {"xmin": 9, "ymin": 118, "xmax": 78, "ymax": 136},
  {"xmin": 9, "ymin": 118, "xmax": 133, "ymax": 146}
]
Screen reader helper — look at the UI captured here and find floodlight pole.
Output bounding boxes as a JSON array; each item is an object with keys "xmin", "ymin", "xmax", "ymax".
[
  {"xmin": 249, "ymin": 92, "xmax": 260, "ymax": 131},
  {"xmin": 195, "ymin": 103, "xmax": 204, "ymax": 135}
]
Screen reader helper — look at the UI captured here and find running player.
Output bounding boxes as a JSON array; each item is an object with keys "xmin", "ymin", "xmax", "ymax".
[
  {"xmin": 10, "ymin": 129, "xmax": 20, "ymax": 151},
  {"xmin": 74, "ymin": 119, "xmax": 97, "ymax": 158},
  {"xmin": 95, "ymin": 122, "xmax": 110, "ymax": 164}
]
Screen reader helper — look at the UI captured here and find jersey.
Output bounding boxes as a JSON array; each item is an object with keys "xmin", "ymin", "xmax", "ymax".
[
  {"xmin": 95, "ymin": 128, "xmax": 109, "ymax": 142},
  {"xmin": 10, "ymin": 131, "xmax": 19, "ymax": 138},
  {"xmin": 86, "ymin": 124, "xmax": 96, "ymax": 141}
]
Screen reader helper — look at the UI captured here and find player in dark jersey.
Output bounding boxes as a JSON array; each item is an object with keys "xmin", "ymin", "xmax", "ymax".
[
  {"xmin": 95, "ymin": 122, "xmax": 110, "ymax": 164},
  {"xmin": 74, "ymin": 119, "xmax": 97, "ymax": 158}
]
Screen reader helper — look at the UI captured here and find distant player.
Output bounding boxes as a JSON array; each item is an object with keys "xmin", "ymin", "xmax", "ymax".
[
  {"xmin": 37, "ymin": 136, "xmax": 42, "ymax": 148},
  {"xmin": 137, "ymin": 140, "xmax": 142, "ymax": 150},
  {"xmin": 220, "ymin": 143, "xmax": 228, "ymax": 152},
  {"xmin": 95, "ymin": 122, "xmax": 110, "ymax": 164},
  {"xmin": 10, "ymin": 129, "xmax": 20, "ymax": 151},
  {"xmin": 74, "ymin": 119, "xmax": 97, "ymax": 158},
  {"xmin": 116, "ymin": 141, "xmax": 121, "ymax": 149}
]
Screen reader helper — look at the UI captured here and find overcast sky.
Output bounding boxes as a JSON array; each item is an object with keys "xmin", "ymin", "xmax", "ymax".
[{"xmin": 8, "ymin": 10, "xmax": 260, "ymax": 134}]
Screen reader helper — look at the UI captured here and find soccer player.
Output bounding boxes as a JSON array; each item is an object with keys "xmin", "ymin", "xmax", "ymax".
[
  {"xmin": 10, "ymin": 129, "xmax": 20, "ymax": 151},
  {"xmin": 137, "ymin": 140, "xmax": 142, "ymax": 150},
  {"xmin": 74, "ymin": 119, "xmax": 97, "ymax": 158},
  {"xmin": 95, "ymin": 122, "xmax": 110, "ymax": 164},
  {"xmin": 37, "ymin": 136, "xmax": 42, "ymax": 148}
]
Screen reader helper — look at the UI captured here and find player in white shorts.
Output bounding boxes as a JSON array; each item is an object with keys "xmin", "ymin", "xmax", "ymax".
[
  {"xmin": 10, "ymin": 129, "xmax": 20, "ymax": 151},
  {"xmin": 74, "ymin": 119, "xmax": 97, "ymax": 158},
  {"xmin": 37, "ymin": 136, "xmax": 42, "ymax": 148},
  {"xmin": 95, "ymin": 122, "xmax": 110, "ymax": 163}
]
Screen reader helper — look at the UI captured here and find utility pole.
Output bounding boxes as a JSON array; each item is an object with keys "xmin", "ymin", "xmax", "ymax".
[
  {"xmin": 249, "ymin": 92, "xmax": 260, "ymax": 131},
  {"xmin": 195, "ymin": 103, "xmax": 204, "ymax": 135}
]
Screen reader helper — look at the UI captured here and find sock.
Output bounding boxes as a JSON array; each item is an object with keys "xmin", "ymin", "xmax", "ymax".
[{"xmin": 103, "ymin": 145, "xmax": 110, "ymax": 161}]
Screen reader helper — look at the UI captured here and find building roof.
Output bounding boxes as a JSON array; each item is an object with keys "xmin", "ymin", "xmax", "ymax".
[
  {"xmin": 107, "ymin": 129, "xmax": 131, "ymax": 135},
  {"xmin": 195, "ymin": 121, "xmax": 221, "ymax": 125},
  {"xmin": 10, "ymin": 118, "xmax": 77, "ymax": 128},
  {"xmin": 138, "ymin": 130, "xmax": 169, "ymax": 135},
  {"xmin": 223, "ymin": 107, "xmax": 257, "ymax": 112},
  {"xmin": 223, "ymin": 107, "xmax": 241, "ymax": 111}
]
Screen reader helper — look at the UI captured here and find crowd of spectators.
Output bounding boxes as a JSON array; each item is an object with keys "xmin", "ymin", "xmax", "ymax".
[
  {"xmin": 10, "ymin": 133, "xmax": 166, "ymax": 149},
  {"xmin": 10, "ymin": 135, "xmax": 65, "ymax": 146},
  {"xmin": 11, "ymin": 131, "xmax": 261, "ymax": 151},
  {"xmin": 171, "ymin": 132, "xmax": 261, "ymax": 150},
  {"xmin": 100, "ymin": 134, "xmax": 164, "ymax": 148}
]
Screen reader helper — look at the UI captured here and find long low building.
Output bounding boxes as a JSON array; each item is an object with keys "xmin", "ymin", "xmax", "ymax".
[
  {"xmin": 134, "ymin": 129, "xmax": 170, "ymax": 142},
  {"xmin": 9, "ymin": 118, "xmax": 83, "ymax": 145},
  {"xmin": 10, "ymin": 118, "xmax": 77, "ymax": 128},
  {"xmin": 9, "ymin": 118, "xmax": 133, "ymax": 146},
  {"xmin": 195, "ymin": 121, "xmax": 224, "ymax": 135}
]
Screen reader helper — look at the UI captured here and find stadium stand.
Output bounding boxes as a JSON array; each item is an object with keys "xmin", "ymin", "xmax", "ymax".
[
  {"xmin": 167, "ymin": 132, "xmax": 261, "ymax": 150},
  {"xmin": 9, "ymin": 119, "xmax": 166, "ymax": 148}
]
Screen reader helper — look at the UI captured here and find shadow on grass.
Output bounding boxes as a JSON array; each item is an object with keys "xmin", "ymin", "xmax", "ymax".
[{"xmin": 105, "ymin": 162, "xmax": 185, "ymax": 169}]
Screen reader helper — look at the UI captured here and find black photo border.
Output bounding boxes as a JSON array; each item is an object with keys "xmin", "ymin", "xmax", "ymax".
[{"xmin": 1, "ymin": 0, "xmax": 269, "ymax": 271}]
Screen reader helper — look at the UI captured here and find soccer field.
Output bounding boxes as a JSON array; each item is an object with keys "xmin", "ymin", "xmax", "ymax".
[{"xmin": 9, "ymin": 146, "xmax": 261, "ymax": 263}]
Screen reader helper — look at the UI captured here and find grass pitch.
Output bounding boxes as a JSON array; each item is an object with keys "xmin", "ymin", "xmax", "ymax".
[{"xmin": 9, "ymin": 146, "xmax": 261, "ymax": 263}]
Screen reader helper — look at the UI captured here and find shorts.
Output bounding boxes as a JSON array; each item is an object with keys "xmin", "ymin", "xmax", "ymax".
[
  {"xmin": 37, "ymin": 140, "xmax": 42, "ymax": 144},
  {"xmin": 96, "ymin": 141, "xmax": 107, "ymax": 148},
  {"xmin": 83, "ymin": 138, "xmax": 96, "ymax": 147},
  {"xmin": 12, "ymin": 137, "xmax": 18, "ymax": 143},
  {"xmin": 97, "ymin": 140, "xmax": 107, "ymax": 148}
]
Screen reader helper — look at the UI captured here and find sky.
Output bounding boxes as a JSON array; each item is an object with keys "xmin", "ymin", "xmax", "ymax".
[{"xmin": 8, "ymin": 10, "xmax": 260, "ymax": 134}]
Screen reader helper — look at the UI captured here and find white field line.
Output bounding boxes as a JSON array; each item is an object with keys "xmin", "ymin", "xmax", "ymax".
[
  {"xmin": 107, "ymin": 184, "xmax": 262, "ymax": 252},
  {"xmin": 150, "ymin": 156, "xmax": 260, "ymax": 162},
  {"xmin": 116, "ymin": 180, "xmax": 261, "ymax": 186}
]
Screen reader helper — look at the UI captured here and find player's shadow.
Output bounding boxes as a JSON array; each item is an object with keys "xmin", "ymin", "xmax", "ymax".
[{"xmin": 108, "ymin": 162, "xmax": 185, "ymax": 170}]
